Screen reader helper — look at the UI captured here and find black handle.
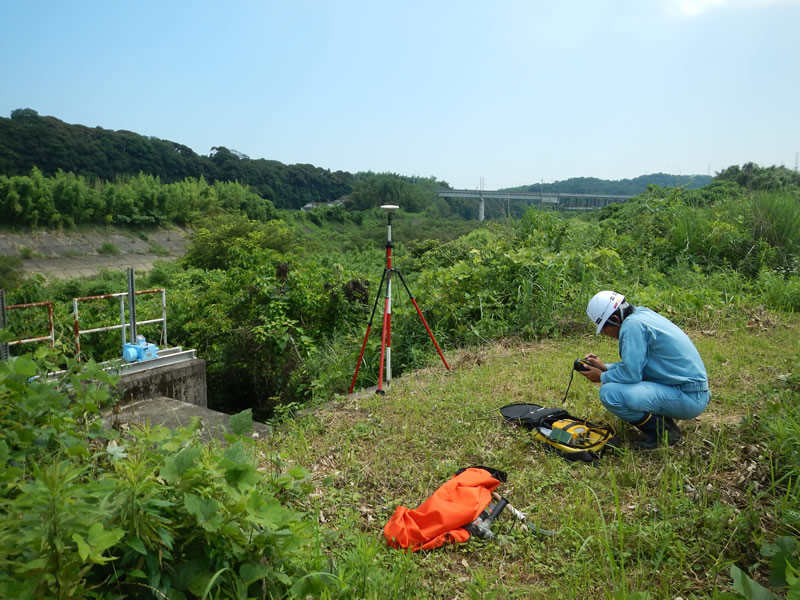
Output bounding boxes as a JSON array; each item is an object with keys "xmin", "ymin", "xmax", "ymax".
[{"xmin": 484, "ymin": 497, "xmax": 508, "ymax": 525}]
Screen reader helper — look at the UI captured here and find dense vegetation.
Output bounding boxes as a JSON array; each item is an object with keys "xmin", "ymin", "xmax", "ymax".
[
  {"xmin": 2, "ymin": 158, "xmax": 800, "ymax": 597},
  {"xmin": 0, "ymin": 353, "xmax": 414, "ymax": 598},
  {"xmin": 3, "ymin": 169, "xmax": 799, "ymax": 415}
]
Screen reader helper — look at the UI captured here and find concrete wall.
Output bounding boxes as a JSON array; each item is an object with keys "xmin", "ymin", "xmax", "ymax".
[
  {"xmin": 117, "ymin": 358, "xmax": 207, "ymax": 407},
  {"xmin": 0, "ymin": 227, "xmax": 189, "ymax": 280}
]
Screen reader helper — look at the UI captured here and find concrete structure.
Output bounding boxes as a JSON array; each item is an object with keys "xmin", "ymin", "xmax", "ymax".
[
  {"xmin": 0, "ymin": 227, "xmax": 189, "ymax": 280},
  {"xmin": 102, "ymin": 396, "xmax": 272, "ymax": 442},
  {"xmin": 438, "ymin": 189, "xmax": 634, "ymax": 221},
  {"xmin": 116, "ymin": 351, "xmax": 208, "ymax": 407},
  {"xmin": 104, "ymin": 351, "xmax": 273, "ymax": 442},
  {"xmin": 300, "ymin": 200, "xmax": 344, "ymax": 211}
]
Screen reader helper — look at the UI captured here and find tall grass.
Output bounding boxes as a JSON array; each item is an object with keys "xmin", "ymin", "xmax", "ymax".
[{"xmin": 751, "ymin": 191, "xmax": 800, "ymax": 267}]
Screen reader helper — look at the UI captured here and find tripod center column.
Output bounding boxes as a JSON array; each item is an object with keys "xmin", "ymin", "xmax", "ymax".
[{"xmin": 385, "ymin": 208, "xmax": 394, "ymax": 385}]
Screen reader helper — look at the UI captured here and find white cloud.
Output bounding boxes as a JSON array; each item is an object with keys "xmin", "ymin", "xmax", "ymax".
[
  {"xmin": 676, "ymin": 0, "xmax": 725, "ymax": 17},
  {"xmin": 667, "ymin": 0, "xmax": 800, "ymax": 17}
]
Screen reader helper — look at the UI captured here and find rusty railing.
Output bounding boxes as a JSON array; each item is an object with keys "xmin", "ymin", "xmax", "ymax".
[{"xmin": 73, "ymin": 289, "xmax": 166, "ymax": 359}]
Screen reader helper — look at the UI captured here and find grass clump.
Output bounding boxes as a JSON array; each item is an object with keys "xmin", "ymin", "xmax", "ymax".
[
  {"xmin": 96, "ymin": 241, "xmax": 119, "ymax": 255},
  {"xmin": 147, "ymin": 242, "xmax": 170, "ymax": 256},
  {"xmin": 18, "ymin": 246, "xmax": 44, "ymax": 259}
]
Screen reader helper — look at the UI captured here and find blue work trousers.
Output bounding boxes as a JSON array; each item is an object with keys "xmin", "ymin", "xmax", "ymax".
[{"xmin": 599, "ymin": 381, "xmax": 709, "ymax": 423}]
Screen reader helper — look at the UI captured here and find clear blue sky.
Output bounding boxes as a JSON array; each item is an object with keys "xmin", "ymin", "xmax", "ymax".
[{"xmin": 1, "ymin": 0, "xmax": 798, "ymax": 189}]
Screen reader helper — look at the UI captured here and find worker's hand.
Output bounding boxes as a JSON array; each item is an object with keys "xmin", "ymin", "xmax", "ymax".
[
  {"xmin": 583, "ymin": 353, "xmax": 607, "ymax": 372},
  {"xmin": 578, "ymin": 364, "xmax": 603, "ymax": 383}
]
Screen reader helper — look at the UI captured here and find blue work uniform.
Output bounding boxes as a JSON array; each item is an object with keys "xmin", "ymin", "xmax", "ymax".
[{"xmin": 599, "ymin": 307, "xmax": 709, "ymax": 423}]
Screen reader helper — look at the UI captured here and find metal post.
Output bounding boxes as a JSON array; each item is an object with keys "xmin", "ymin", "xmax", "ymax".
[
  {"xmin": 73, "ymin": 297, "xmax": 80, "ymax": 359},
  {"xmin": 127, "ymin": 268, "xmax": 137, "ymax": 342},
  {"xmin": 161, "ymin": 289, "xmax": 168, "ymax": 347},
  {"xmin": 119, "ymin": 295, "xmax": 127, "ymax": 347},
  {"xmin": 0, "ymin": 289, "xmax": 8, "ymax": 361}
]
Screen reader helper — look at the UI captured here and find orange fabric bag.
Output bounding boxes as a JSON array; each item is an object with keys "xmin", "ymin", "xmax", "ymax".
[{"xmin": 383, "ymin": 467, "xmax": 505, "ymax": 551}]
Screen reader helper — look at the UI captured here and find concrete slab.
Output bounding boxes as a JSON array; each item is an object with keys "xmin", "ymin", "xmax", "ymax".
[
  {"xmin": 102, "ymin": 396, "xmax": 272, "ymax": 442},
  {"xmin": 1, "ymin": 227, "xmax": 189, "ymax": 280}
]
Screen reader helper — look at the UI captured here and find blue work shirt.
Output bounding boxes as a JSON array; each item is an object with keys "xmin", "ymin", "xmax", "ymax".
[{"xmin": 600, "ymin": 307, "xmax": 708, "ymax": 393}]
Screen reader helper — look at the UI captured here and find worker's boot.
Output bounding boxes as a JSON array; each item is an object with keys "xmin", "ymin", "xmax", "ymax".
[{"xmin": 632, "ymin": 413, "xmax": 681, "ymax": 449}]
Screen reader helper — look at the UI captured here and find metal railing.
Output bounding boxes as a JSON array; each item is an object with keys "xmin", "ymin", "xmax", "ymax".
[
  {"xmin": 73, "ymin": 289, "xmax": 167, "ymax": 359},
  {"xmin": 0, "ymin": 288, "xmax": 55, "ymax": 357}
]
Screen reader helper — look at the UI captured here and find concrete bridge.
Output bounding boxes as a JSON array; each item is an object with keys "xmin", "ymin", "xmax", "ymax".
[{"xmin": 437, "ymin": 189, "xmax": 635, "ymax": 221}]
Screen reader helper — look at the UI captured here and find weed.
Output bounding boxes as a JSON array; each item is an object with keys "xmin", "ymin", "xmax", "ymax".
[
  {"xmin": 148, "ymin": 242, "xmax": 170, "ymax": 256},
  {"xmin": 96, "ymin": 241, "xmax": 119, "ymax": 255},
  {"xmin": 18, "ymin": 246, "xmax": 44, "ymax": 259}
]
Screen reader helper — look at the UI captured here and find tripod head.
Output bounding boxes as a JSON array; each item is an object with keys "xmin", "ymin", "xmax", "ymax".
[{"xmin": 381, "ymin": 204, "xmax": 399, "ymax": 248}]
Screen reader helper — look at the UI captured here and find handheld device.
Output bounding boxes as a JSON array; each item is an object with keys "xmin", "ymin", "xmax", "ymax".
[{"xmin": 573, "ymin": 358, "xmax": 590, "ymax": 372}]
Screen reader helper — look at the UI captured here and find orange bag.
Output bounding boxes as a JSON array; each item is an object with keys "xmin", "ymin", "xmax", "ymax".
[{"xmin": 383, "ymin": 467, "xmax": 505, "ymax": 551}]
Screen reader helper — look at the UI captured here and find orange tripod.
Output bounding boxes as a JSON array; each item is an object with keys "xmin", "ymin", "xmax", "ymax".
[{"xmin": 349, "ymin": 205, "xmax": 450, "ymax": 395}]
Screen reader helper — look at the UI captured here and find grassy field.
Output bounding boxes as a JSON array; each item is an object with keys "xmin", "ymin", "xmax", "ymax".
[{"xmin": 268, "ymin": 310, "xmax": 800, "ymax": 599}]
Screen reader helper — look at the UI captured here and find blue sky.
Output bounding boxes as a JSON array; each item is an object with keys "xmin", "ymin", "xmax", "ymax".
[{"xmin": 1, "ymin": 0, "xmax": 798, "ymax": 189}]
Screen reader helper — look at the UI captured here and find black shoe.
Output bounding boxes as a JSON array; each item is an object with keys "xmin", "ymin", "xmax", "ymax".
[{"xmin": 632, "ymin": 414, "xmax": 681, "ymax": 450}]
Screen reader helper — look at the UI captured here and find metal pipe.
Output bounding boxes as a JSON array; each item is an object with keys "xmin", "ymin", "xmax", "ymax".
[
  {"xmin": 127, "ymin": 268, "xmax": 137, "ymax": 342},
  {"xmin": 161, "ymin": 289, "xmax": 167, "ymax": 347},
  {"xmin": 80, "ymin": 317, "xmax": 166, "ymax": 336},
  {"xmin": 73, "ymin": 296, "xmax": 80, "ymax": 359},
  {"xmin": 8, "ymin": 335, "xmax": 54, "ymax": 347},
  {"xmin": 119, "ymin": 295, "xmax": 126, "ymax": 347}
]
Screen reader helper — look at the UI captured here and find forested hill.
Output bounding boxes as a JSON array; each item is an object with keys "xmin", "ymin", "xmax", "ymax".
[
  {"xmin": 0, "ymin": 108, "xmax": 748, "ymax": 212},
  {"xmin": 502, "ymin": 173, "xmax": 712, "ymax": 195},
  {"xmin": 0, "ymin": 109, "xmax": 353, "ymax": 209}
]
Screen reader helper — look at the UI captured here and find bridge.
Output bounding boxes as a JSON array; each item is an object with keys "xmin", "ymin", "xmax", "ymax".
[{"xmin": 437, "ymin": 189, "xmax": 635, "ymax": 221}]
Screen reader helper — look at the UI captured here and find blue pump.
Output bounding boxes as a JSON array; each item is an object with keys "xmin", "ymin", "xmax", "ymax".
[{"xmin": 123, "ymin": 335, "xmax": 159, "ymax": 363}]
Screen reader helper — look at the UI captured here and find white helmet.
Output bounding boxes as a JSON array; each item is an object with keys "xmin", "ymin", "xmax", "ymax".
[{"xmin": 587, "ymin": 290, "xmax": 625, "ymax": 334}]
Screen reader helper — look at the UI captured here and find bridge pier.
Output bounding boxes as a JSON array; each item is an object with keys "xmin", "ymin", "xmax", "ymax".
[{"xmin": 479, "ymin": 194, "xmax": 485, "ymax": 222}]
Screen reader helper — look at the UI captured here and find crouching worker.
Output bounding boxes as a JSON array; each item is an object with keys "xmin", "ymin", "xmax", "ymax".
[{"xmin": 578, "ymin": 290, "xmax": 710, "ymax": 449}]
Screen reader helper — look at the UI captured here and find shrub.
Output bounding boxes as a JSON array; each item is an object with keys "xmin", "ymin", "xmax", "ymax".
[
  {"xmin": 0, "ymin": 255, "xmax": 24, "ymax": 290},
  {"xmin": 97, "ymin": 242, "xmax": 120, "ymax": 255}
]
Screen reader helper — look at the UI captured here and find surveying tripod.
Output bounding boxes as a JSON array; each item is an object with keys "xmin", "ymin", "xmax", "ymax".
[{"xmin": 349, "ymin": 205, "xmax": 450, "ymax": 395}]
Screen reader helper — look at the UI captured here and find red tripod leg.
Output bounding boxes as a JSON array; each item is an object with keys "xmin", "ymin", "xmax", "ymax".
[
  {"xmin": 410, "ymin": 298, "xmax": 450, "ymax": 370},
  {"xmin": 348, "ymin": 268, "xmax": 387, "ymax": 394},
  {"xmin": 395, "ymin": 270, "xmax": 450, "ymax": 371},
  {"xmin": 349, "ymin": 324, "xmax": 372, "ymax": 394}
]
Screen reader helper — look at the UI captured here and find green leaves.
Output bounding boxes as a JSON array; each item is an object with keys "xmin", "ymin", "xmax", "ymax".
[
  {"xmin": 72, "ymin": 523, "xmax": 125, "ymax": 564},
  {"xmin": 183, "ymin": 493, "xmax": 223, "ymax": 532},
  {"xmin": 8, "ymin": 356, "xmax": 37, "ymax": 376},
  {"xmin": 730, "ymin": 566, "xmax": 780, "ymax": 600},
  {"xmin": 228, "ymin": 409, "xmax": 253, "ymax": 435},
  {"xmin": 0, "ymin": 350, "xmax": 334, "ymax": 599},
  {"xmin": 160, "ymin": 446, "xmax": 202, "ymax": 485}
]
